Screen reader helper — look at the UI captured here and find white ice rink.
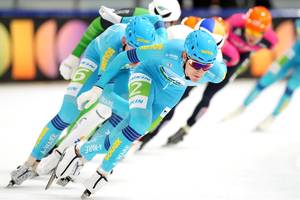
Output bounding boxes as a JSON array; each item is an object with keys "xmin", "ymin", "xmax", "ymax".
[{"xmin": 1, "ymin": 80, "xmax": 300, "ymax": 200}]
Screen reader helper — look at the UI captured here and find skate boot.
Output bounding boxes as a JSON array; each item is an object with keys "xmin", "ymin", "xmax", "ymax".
[
  {"xmin": 7, "ymin": 164, "xmax": 37, "ymax": 187},
  {"xmin": 255, "ymin": 115, "xmax": 275, "ymax": 132},
  {"xmin": 81, "ymin": 170, "xmax": 108, "ymax": 199},
  {"xmin": 56, "ymin": 176, "xmax": 74, "ymax": 187},
  {"xmin": 55, "ymin": 145, "xmax": 84, "ymax": 178},
  {"xmin": 221, "ymin": 106, "xmax": 246, "ymax": 122},
  {"xmin": 36, "ymin": 149, "xmax": 62, "ymax": 175},
  {"xmin": 45, "ymin": 145, "xmax": 84, "ymax": 190},
  {"xmin": 137, "ymin": 133, "xmax": 156, "ymax": 151},
  {"xmin": 166, "ymin": 126, "xmax": 190, "ymax": 145}
]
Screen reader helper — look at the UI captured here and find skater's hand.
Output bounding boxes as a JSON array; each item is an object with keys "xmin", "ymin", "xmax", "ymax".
[
  {"xmin": 99, "ymin": 6, "xmax": 121, "ymax": 24},
  {"xmin": 77, "ymin": 86, "xmax": 103, "ymax": 110},
  {"xmin": 59, "ymin": 54, "xmax": 80, "ymax": 80}
]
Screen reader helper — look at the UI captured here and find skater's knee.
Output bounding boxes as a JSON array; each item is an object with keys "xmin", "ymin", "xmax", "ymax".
[
  {"xmin": 201, "ymin": 86, "xmax": 220, "ymax": 106},
  {"xmin": 50, "ymin": 114, "xmax": 70, "ymax": 131},
  {"xmin": 122, "ymin": 125, "xmax": 144, "ymax": 142},
  {"xmin": 57, "ymin": 111, "xmax": 78, "ymax": 124},
  {"xmin": 284, "ymin": 87, "xmax": 294, "ymax": 97},
  {"xmin": 108, "ymin": 113, "xmax": 123, "ymax": 128},
  {"xmin": 57, "ymin": 96, "xmax": 80, "ymax": 123},
  {"xmin": 259, "ymin": 72, "xmax": 278, "ymax": 88},
  {"xmin": 130, "ymin": 116, "xmax": 151, "ymax": 135},
  {"xmin": 129, "ymin": 109, "xmax": 152, "ymax": 135},
  {"xmin": 256, "ymin": 82, "xmax": 267, "ymax": 91},
  {"xmin": 199, "ymin": 96, "xmax": 210, "ymax": 108}
]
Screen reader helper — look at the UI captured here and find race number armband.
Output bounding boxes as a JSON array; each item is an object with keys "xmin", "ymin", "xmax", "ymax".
[
  {"xmin": 127, "ymin": 49, "xmax": 140, "ymax": 63},
  {"xmin": 128, "ymin": 73, "xmax": 152, "ymax": 109},
  {"xmin": 67, "ymin": 58, "xmax": 98, "ymax": 96}
]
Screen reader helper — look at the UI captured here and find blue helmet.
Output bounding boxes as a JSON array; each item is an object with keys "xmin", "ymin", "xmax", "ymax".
[
  {"xmin": 125, "ymin": 16, "xmax": 156, "ymax": 48},
  {"xmin": 195, "ymin": 17, "xmax": 227, "ymax": 49},
  {"xmin": 184, "ymin": 29, "xmax": 218, "ymax": 64}
]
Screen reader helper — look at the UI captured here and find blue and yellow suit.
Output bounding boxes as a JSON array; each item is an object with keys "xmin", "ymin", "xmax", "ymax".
[
  {"xmin": 32, "ymin": 15, "xmax": 166, "ymax": 160},
  {"xmin": 243, "ymin": 19, "xmax": 300, "ymax": 117},
  {"xmin": 79, "ymin": 39, "xmax": 227, "ymax": 173}
]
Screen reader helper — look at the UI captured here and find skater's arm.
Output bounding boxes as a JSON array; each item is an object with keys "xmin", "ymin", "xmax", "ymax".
[
  {"xmin": 197, "ymin": 60, "xmax": 227, "ymax": 84},
  {"xmin": 95, "ymin": 44, "xmax": 164, "ymax": 88}
]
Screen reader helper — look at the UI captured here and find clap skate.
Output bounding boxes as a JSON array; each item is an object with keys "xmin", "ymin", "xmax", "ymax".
[
  {"xmin": 81, "ymin": 170, "xmax": 108, "ymax": 199},
  {"xmin": 255, "ymin": 115, "xmax": 275, "ymax": 132},
  {"xmin": 37, "ymin": 149, "xmax": 62, "ymax": 176},
  {"xmin": 45, "ymin": 152, "xmax": 64, "ymax": 190},
  {"xmin": 45, "ymin": 145, "xmax": 83, "ymax": 190},
  {"xmin": 221, "ymin": 106, "xmax": 245, "ymax": 122},
  {"xmin": 81, "ymin": 189, "xmax": 92, "ymax": 199},
  {"xmin": 165, "ymin": 126, "xmax": 189, "ymax": 146},
  {"xmin": 7, "ymin": 164, "xmax": 37, "ymax": 187},
  {"xmin": 56, "ymin": 176, "xmax": 74, "ymax": 187}
]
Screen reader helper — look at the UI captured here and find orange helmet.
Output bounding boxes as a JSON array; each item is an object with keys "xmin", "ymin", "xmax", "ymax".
[
  {"xmin": 245, "ymin": 6, "xmax": 272, "ymax": 32},
  {"xmin": 181, "ymin": 16, "xmax": 201, "ymax": 29},
  {"xmin": 213, "ymin": 16, "xmax": 229, "ymax": 35}
]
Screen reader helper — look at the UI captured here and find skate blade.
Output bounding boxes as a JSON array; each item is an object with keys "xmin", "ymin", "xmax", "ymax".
[
  {"xmin": 220, "ymin": 114, "xmax": 237, "ymax": 123},
  {"xmin": 56, "ymin": 177, "xmax": 70, "ymax": 187},
  {"xmin": 81, "ymin": 189, "xmax": 91, "ymax": 199},
  {"xmin": 163, "ymin": 137, "xmax": 183, "ymax": 147},
  {"xmin": 162, "ymin": 142, "xmax": 170, "ymax": 147},
  {"xmin": 253, "ymin": 126, "xmax": 267, "ymax": 133},
  {"xmin": 255, "ymin": 128, "xmax": 265, "ymax": 132},
  {"xmin": 45, "ymin": 150, "xmax": 67, "ymax": 190},
  {"xmin": 45, "ymin": 171, "xmax": 56, "ymax": 190},
  {"xmin": 6, "ymin": 180, "xmax": 15, "ymax": 188},
  {"xmin": 162, "ymin": 142, "xmax": 176, "ymax": 147},
  {"xmin": 220, "ymin": 108, "xmax": 245, "ymax": 123}
]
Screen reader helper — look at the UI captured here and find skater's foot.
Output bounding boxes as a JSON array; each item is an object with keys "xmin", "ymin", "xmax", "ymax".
[{"xmin": 166, "ymin": 126, "xmax": 190, "ymax": 145}]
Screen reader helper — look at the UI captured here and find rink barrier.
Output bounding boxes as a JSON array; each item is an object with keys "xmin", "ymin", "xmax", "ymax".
[{"xmin": 0, "ymin": 8, "xmax": 299, "ymax": 81}]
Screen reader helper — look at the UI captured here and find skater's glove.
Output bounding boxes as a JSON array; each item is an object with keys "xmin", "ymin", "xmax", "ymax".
[
  {"xmin": 59, "ymin": 54, "xmax": 80, "ymax": 80},
  {"xmin": 77, "ymin": 86, "xmax": 103, "ymax": 110},
  {"xmin": 99, "ymin": 6, "xmax": 121, "ymax": 24}
]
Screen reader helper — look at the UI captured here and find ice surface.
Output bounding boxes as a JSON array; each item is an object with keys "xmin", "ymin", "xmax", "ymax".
[{"xmin": 1, "ymin": 80, "xmax": 300, "ymax": 200}]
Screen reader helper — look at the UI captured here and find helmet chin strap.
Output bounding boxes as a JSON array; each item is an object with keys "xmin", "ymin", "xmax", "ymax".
[
  {"xmin": 122, "ymin": 44, "xmax": 126, "ymax": 51},
  {"xmin": 121, "ymin": 37, "xmax": 127, "ymax": 51},
  {"xmin": 154, "ymin": 7, "xmax": 171, "ymax": 19},
  {"xmin": 182, "ymin": 53, "xmax": 190, "ymax": 80}
]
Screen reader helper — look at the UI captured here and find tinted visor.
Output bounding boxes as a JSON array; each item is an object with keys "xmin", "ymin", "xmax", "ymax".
[{"xmin": 188, "ymin": 57, "xmax": 213, "ymax": 71}]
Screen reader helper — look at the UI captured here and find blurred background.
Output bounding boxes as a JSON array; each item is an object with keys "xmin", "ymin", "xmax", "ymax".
[
  {"xmin": 0, "ymin": 0, "xmax": 299, "ymax": 10},
  {"xmin": 0, "ymin": 0, "xmax": 299, "ymax": 81},
  {"xmin": 0, "ymin": 0, "xmax": 300, "ymax": 81}
]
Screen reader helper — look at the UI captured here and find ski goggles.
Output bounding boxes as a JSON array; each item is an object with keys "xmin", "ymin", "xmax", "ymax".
[
  {"xmin": 245, "ymin": 28, "xmax": 263, "ymax": 38},
  {"xmin": 187, "ymin": 57, "xmax": 213, "ymax": 71}
]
